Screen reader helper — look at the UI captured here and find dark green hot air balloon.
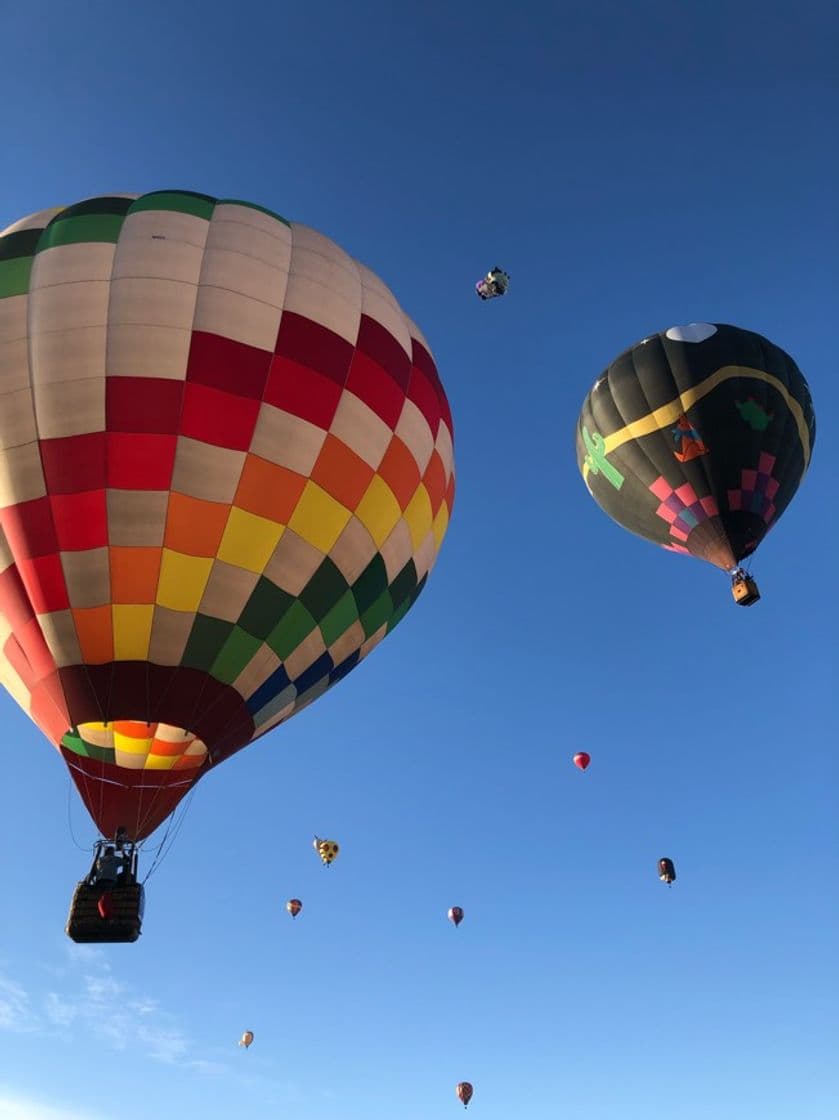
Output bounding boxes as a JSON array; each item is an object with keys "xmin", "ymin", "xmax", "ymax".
[{"xmin": 576, "ymin": 323, "xmax": 815, "ymax": 604}]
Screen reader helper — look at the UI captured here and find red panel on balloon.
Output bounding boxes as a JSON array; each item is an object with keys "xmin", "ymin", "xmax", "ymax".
[
  {"xmin": 264, "ymin": 356, "xmax": 342, "ymax": 429},
  {"xmin": 1, "ymin": 497, "xmax": 59, "ymax": 559},
  {"xmin": 275, "ymin": 312, "xmax": 353, "ymax": 386},
  {"xmin": 357, "ymin": 315, "xmax": 411, "ymax": 391},
  {"xmin": 50, "ymin": 491, "xmax": 108, "ymax": 551},
  {"xmin": 181, "ymin": 382, "xmax": 260, "ymax": 451},
  {"xmin": 106, "ymin": 433, "xmax": 177, "ymax": 489},
  {"xmin": 0, "ymin": 564, "xmax": 35, "ymax": 630},
  {"xmin": 186, "ymin": 331, "xmax": 272, "ymax": 400},
  {"xmin": 406, "ymin": 368, "xmax": 441, "ymax": 437},
  {"xmin": 41, "ymin": 433, "xmax": 107, "ymax": 494},
  {"xmin": 106, "ymin": 377, "xmax": 184, "ymax": 434},
  {"xmin": 15, "ymin": 553, "xmax": 69, "ymax": 613},
  {"xmin": 346, "ymin": 350, "xmax": 405, "ymax": 429}
]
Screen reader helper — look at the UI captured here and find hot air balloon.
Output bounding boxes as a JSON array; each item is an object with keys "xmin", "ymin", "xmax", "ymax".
[
  {"xmin": 239, "ymin": 1031, "xmax": 254, "ymax": 1049},
  {"xmin": 286, "ymin": 898, "xmax": 302, "ymax": 918},
  {"xmin": 448, "ymin": 906, "xmax": 464, "ymax": 927},
  {"xmin": 573, "ymin": 752, "xmax": 590, "ymax": 771},
  {"xmin": 475, "ymin": 267, "xmax": 509, "ymax": 301},
  {"xmin": 576, "ymin": 323, "xmax": 815, "ymax": 604},
  {"xmin": 456, "ymin": 1082, "xmax": 473, "ymax": 1108},
  {"xmin": 0, "ymin": 191, "xmax": 455, "ymax": 939},
  {"xmin": 314, "ymin": 837, "xmax": 339, "ymax": 866},
  {"xmin": 658, "ymin": 858, "xmax": 676, "ymax": 885}
]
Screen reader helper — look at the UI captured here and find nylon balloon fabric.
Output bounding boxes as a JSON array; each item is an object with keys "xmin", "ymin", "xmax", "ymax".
[
  {"xmin": 0, "ymin": 190, "xmax": 455, "ymax": 839},
  {"xmin": 576, "ymin": 323, "xmax": 814, "ymax": 571}
]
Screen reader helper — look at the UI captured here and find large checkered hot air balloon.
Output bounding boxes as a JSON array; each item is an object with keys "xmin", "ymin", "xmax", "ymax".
[
  {"xmin": 0, "ymin": 190, "xmax": 455, "ymax": 844},
  {"xmin": 576, "ymin": 323, "xmax": 815, "ymax": 605}
]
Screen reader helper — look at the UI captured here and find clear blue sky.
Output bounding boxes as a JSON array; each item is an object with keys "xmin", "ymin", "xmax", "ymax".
[{"xmin": 1, "ymin": 2, "xmax": 837, "ymax": 1118}]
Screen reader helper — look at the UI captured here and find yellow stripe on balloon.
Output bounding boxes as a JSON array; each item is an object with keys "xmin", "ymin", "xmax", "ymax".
[{"xmin": 582, "ymin": 366, "xmax": 812, "ymax": 485}]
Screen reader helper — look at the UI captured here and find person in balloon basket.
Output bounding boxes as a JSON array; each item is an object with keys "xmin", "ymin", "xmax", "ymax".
[{"xmin": 91, "ymin": 845, "xmax": 121, "ymax": 888}]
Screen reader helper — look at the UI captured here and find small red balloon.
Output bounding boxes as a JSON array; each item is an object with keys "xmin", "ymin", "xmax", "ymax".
[
  {"xmin": 448, "ymin": 906, "xmax": 464, "ymax": 927},
  {"xmin": 456, "ymin": 1082, "xmax": 473, "ymax": 1108},
  {"xmin": 573, "ymin": 752, "xmax": 591, "ymax": 771}
]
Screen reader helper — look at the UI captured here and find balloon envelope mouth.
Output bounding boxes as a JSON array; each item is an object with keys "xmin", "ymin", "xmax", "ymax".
[{"xmin": 61, "ymin": 721, "xmax": 209, "ymax": 772}]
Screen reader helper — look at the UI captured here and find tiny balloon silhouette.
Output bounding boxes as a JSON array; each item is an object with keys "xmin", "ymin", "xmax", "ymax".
[
  {"xmin": 239, "ymin": 1031, "xmax": 254, "ymax": 1049},
  {"xmin": 456, "ymin": 1082, "xmax": 474, "ymax": 1108},
  {"xmin": 448, "ymin": 906, "xmax": 464, "ymax": 927},
  {"xmin": 286, "ymin": 899, "xmax": 302, "ymax": 919}
]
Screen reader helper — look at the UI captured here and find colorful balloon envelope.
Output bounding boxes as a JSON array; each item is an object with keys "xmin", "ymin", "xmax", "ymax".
[
  {"xmin": 286, "ymin": 898, "xmax": 302, "ymax": 918},
  {"xmin": 573, "ymin": 751, "xmax": 590, "ymax": 771},
  {"xmin": 456, "ymin": 1082, "xmax": 473, "ymax": 1108},
  {"xmin": 314, "ymin": 837, "xmax": 339, "ymax": 865},
  {"xmin": 576, "ymin": 323, "xmax": 815, "ymax": 587},
  {"xmin": 0, "ymin": 191, "xmax": 455, "ymax": 841},
  {"xmin": 239, "ymin": 1031, "xmax": 254, "ymax": 1048},
  {"xmin": 448, "ymin": 905, "xmax": 464, "ymax": 927}
]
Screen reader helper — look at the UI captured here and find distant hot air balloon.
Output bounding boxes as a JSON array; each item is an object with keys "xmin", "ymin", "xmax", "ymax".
[
  {"xmin": 576, "ymin": 323, "xmax": 815, "ymax": 604},
  {"xmin": 314, "ymin": 837, "xmax": 339, "ymax": 866},
  {"xmin": 456, "ymin": 1082, "xmax": 473, "ymax": 1108},
  {"xmin": 0, "ymin": 192, "xmax": 455, "ymax": 880},
  {"xmin": 658, "ymin": 858, "xmax": 676, "ymax": 886},
  {"xmin": 448, "ymin": 906, "xmax": 464, "ymax": 927},
  {"xmin": 286, "ymin": 898, "xmax": 302, "ymax": 919},
  {"xmin": 573, "ymin": 752, "xmax": 591, "ymax": 771},
  {"xmin": 239, "ymin": 1031, "xmax": 254, "ymax": 1049}
]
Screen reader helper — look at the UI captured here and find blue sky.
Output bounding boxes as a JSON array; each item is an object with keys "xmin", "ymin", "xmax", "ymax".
[{"xmin": 1, "ymin": 2, "xmax": 837, "ymax": 1117}]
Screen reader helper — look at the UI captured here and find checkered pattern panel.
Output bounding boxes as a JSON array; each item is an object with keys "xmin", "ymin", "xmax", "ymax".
[
  {"xmin": 0, "ymin": 191, "xmax": 455, "ymax": 768},
  {"xmin": 727, "ymin": 452, "xmax": 778, "ymax": 525},
  {"xmin": 649, "ymin": 476, "xmax": 719, "ymax": 546}
]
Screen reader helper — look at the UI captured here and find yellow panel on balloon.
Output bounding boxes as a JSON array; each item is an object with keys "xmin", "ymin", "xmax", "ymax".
[
  {"xmin": 355, "ymin": 475, "xmax": 401, "ymax": 549},
  {"xmin": 112, "ymin": 605, "xmax": 154, "ymax": 660},
  {"xmin": 287, "ymin": 481, "xmax": 351, "ymax": 553},
  {"xmin": 403, "ymin": 485, "xmax": 433, "ymax": 550},
  {"xmin": 157, "ymin": 550, "xmax": 213, "ymax": 611},
  {"xmin": 217, "ymin": 507, "xmax": 285, "ymax": 573}
]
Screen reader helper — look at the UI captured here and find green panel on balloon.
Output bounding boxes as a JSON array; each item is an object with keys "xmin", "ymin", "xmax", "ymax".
[
  {"xmin": 319, "ymin": 591, "xmax": 359, "ymax": 647},
  {"xmin": 128, "ymin": 191, "xmax": 215, "ymax": 220},
  {"xmin": 266, "ymin": 602, "xmax": 318, "ymax": 660},
  {"xmin": 361, "ymin": 591, "xmax": 395, "ymax": 638},
  {"xmin": 37, "ymin": 214, "xmax": 127, "ymax": 250},
  {"xmin": 351, "ymin": 556, "xmax": 389, "ymax": 615},
  {"xmin": 181, "ymin": 616, "xmax": 235, "ymax": 672},
  {"xmin": 299, "ymin": 558, "xmax": 349, "ymax": 619},
  {"xmin": 211, "ymin": 628, "xmax": 263, "ymax": 684},
  {"xmin": 0, "ymin": 256, "xmax": 32, "ymax": 298},
  {"xmin": 388, "ymin": 561, "xmax": 418, "ymax": 610},
  {"xmin": 238, "ymin": 580, "xmax": 296, "ymax": 641}
]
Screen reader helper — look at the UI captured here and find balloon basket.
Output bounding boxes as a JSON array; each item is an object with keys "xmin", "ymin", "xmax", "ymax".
[{"xmin": 66, "ymin": 881, "xmax": 145, "ymax": 943}]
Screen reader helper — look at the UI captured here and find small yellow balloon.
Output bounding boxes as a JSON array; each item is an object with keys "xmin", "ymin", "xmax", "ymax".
[{"xmin": 314, "ymin": 837, "xmax": 340, "ymax": 866}]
